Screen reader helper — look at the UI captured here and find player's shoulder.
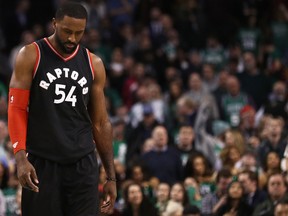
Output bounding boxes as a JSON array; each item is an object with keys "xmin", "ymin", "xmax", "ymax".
[
  {"xmin": 17, "ymin": 42, "xmax": 38, "ymax": 61},
  {"xmin": 85, "ymin": 48, "xmax": 102, "ymax": 62},
  {"xmin": 86, "ymin": 50, "xmax": 103, "ymax": 65}
]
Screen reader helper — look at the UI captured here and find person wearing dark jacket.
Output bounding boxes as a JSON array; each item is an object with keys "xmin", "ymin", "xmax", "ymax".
[
  {"xmin": 238, "ymin": 170, "xmax": 267, "ymax": 208},
  {"xmin": 253, "ymin": 173, "xmax": 288, "ymax": 216}
]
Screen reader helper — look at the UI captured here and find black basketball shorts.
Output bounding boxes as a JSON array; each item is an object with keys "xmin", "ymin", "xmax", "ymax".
[{"xmin": 21, "ymin": 151, "xmax": 99, "ymax": 216}]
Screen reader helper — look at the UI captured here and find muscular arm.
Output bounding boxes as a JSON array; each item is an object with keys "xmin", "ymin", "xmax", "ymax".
[
  {"xmin": 8, "ymin": 43, "xmax": 39, "ymax": 192},
  {"xmin": 88, "ymin": 54, "xmax": 115, "ymax": 179},
  {"xmin": 9, "ymin": 44, "xmax": 35, "ymax": 158},
  {"xmin": 88, "ymin": 53, "xmax": 116, "ymax": 213}
]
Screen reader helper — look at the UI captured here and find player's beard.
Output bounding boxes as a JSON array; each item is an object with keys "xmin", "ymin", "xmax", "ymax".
[{"xmin": 55, "ymin": 34, "xmax": 77, "ymax": 54}]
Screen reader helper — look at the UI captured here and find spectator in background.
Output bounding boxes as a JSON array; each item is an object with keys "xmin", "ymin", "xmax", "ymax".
[
  {"xmin": 220, "ymin": 75, "xmax": 253, "ymax": 127},
  {"xmin": 175, "ymin": 96, "xmax": 222, "ymax": 167},
  {"xmin": 238, "ymin": 105, "xmax": 259, "ymax": 150},
  {"xmin": 257, "ymin": 116, "xmax": 287, "ymax": 168},
  {"xmin": 148, "ymin": 7, "xmax": 164, "ymax": 48},
  {"xmin": 216, "ymin": 180, "xmax": 253, "ymax": 216},
  {"xmin": 147, "ymin": 83, "xmax": 165, "ymax": 124},
  {"xmin": 205, "ymin": 120, "xmax": 231, "ymax": 170},
  {"xmin": 184, "ymin": 152, "xmax": 214, "ymax": 183},
  {"xmin": 185, "ymin": 73, "xmax": 219, "ymax": 125},
  {"xmin": 274, "ymin": 200, "xmax": 288, "ymax": 216},
  {"xmin": 161, "ymin": 29, "xmax": 179, "ymax": 64},
  {"xmin": 112, "ymin": 105, "xmax": 130, "ymax": 126},
  {"xmin": 238, "ymin": 170, "xmax": 267, "ymax": 208},
  {"xmin": 253, "ymin": 173, "xmax": 288, "ymax": 216},
  {"xmin": 121, "ymin": 61, "xmax": 144, "ymax": 109},
  {"xmin": 162, "ymin": 67, "xmax": 180, "ymax": 93},
  {"xmin": 127, "ymin": 164, "xmax": 145, "ymax": 185},
  {"xmin": 234, "ymin": 152, "xmax": 260, "ymax": 174},
  {"xmin": 155, "ymin": 182, "xmax": 170, "ymax": 215},
  {"xmin": 183, "ymin": 177, "xmax": 202, "ymax": 208},
  {"xmin": 109, "ymin": 47, "xmax": 126, "ymax": 93},
  {"xmin": 121, "ymin": 182, "xmax": 158, "ymax": 216},
  {"xmin": 201, "ymin": 168, "xmax": 232, "ymax": 216},
  {"xmin": 164, "ymin": 77, "xmax": 184, "ymax": 133},
  {"xmin": 227, "ymin": 43, "xmax": 244, "ymax": 74},
  {"xmin": 263, "ymin": 81, "xmax": 288, "ymax": 122},
  {"xmin": 270, "ymin": 4, "xmax": 288, "ymax": 60},
  {"xmin": 141, "ymin": 125, "xmax": 183, "ymax": 185},
  {"xmin": 223, "ymin": 129, "xmax": 246, "ymax": 156},
  {"xmin": 126, "ymin": 163, "xmax": 157, "ymax": 203},
  {"xmin": 174, "ymin": 124, "xmax": 199, "ymax": 166},
  {"xmin": 129, "ymin": 85, "xmax": 164, "ymax": 128},
  {"xmin": 184, "ymin": 152, "xmax": 215, "ymax": 198},
  {"xmin": 212, "ymin": 69, "xmax": 229, "ymax": 120},
  {"xmin": 126, "ymin": 103, "xmax": 160, "ymax": 166},
  {"xmin": 201, "ymin": 64, "xmax": 219, "ymax": 92},
  {"xmin": 186, "ymin": 50, "xmax": 203, "ymax": 84},
  {"xmin": 262, "ymin": 39, "xmax": 286, "ymax": 83},
  {"xmin": 200, "ymin": 35, "xmax": 227, "ymax": 72},
  {"xmin": 133, "ymin": 28, "xmax": 156, "ymax": 68},
  {"xmin": 141, "ymin": 138, "xmax": 155, "ymax": 154},
  {"xmin": 236, "ymin": 14, "xmax": 262, "ymax": 56},
  {"xmin": 261, "ymin": 151, "xmax": 282, "ymax": 187},
  {"xmin": 220, "ymin": 145, "xmax": 242, "ymax": 175},
  {"xmin": 237, "ymin": 51, "xmax": 272, "ymax": 110},
  {"xmin": 112, "ymin": 119, "xmax": 127, "ymax": 165},
  {"xmin": 169, "ymin": 182, "xmax": 190, "ymax": 210}
]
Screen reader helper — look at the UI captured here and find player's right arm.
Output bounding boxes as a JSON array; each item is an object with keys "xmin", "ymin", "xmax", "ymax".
[{"xmin": 8, "ymin": 43, "xmax": 39, "ymax": 192}]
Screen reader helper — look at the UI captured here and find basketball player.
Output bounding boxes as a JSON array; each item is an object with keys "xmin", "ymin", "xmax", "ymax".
[{"xmin": 8, "ymin": 2, "xmax": 116, "ymax": 216}]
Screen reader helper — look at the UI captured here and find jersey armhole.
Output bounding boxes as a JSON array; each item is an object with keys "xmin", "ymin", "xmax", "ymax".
[
  {"xmin": 86, "ymin": 49, "xmax": 95, "ymax": 80},
  {"xmin": 32, "ymin": 42, "xmax": 41, "ymax": 78}
]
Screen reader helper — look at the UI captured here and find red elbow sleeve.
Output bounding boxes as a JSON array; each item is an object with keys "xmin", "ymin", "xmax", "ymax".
[{"xmin": 8, "ymin": 88, "xmax": 30, "ymax": 154}]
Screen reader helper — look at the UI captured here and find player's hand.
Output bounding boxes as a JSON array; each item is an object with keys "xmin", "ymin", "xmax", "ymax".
[
  {"xmin": 100, "ymin": 180, "xmax": 117, "ymax": 214},
  {"xmin": 15, "ymin": 150, "xmax": 39, "ymax": 193}
]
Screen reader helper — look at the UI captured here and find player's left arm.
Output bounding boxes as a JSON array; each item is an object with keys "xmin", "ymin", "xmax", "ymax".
[{"xmin": 88, "ymin": 53, "xmax": 116, "ymax": 214}]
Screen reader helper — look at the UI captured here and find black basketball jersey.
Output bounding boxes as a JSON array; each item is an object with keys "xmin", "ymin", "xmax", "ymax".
[{"xmin": 26, "ymin": 38, "xmax": 95, "ymax": 163}]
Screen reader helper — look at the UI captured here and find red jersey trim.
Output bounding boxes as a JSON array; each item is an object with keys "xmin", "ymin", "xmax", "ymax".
[
  {"xmin": 44, "ymin": 38, "xmax": 79, "ymax": 62},
  {"xmin": 86, "ymin": 49, "xmax": 95, "ymax": 80},
  {"xmin": 32, "ymin": 42, "xmax": 40, "ymax": 78}
]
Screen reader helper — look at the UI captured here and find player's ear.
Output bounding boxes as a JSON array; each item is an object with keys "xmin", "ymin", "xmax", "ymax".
[{"xmin": 52, "ymin": 18, "xmax": 57, "ymax": 30}]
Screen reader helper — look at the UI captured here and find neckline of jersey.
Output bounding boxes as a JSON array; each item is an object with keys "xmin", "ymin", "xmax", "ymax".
[{"xmin": 44, "ymin": 37, "xmax": 79, "ymax": 62}]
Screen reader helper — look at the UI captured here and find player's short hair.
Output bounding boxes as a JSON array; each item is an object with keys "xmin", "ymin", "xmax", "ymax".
[{"xmin": 55, "ymin": 2, "xmax": 87, "ymax": 20}]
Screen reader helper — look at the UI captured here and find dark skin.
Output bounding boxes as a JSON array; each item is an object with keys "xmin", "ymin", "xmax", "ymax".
[{"xmin": 9, "ymin": 15, "xmax": 116, "ymax": 214}]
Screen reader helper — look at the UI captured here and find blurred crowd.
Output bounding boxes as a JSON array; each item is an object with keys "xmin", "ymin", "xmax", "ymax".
[{"xmin": 1, "ymin": 0, "xmax": 288, "ymax": 215}]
